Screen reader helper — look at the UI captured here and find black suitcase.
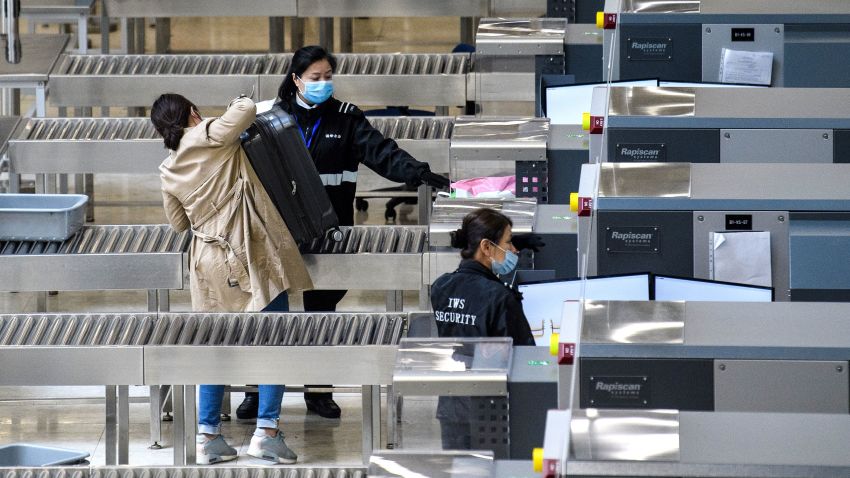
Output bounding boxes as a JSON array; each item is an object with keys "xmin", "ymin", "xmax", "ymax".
[{"xmin": 241, "ymin": 105, "xmax": 341, "ymax": 246}]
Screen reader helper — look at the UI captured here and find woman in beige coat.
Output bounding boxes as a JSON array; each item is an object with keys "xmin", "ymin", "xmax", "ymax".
[{"xmin": 152, "ymin": 93, "xmax": 312, "ymax": 465}]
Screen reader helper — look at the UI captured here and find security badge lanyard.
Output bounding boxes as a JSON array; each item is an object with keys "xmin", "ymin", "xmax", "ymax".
[{"xmin": 296, "ymin": 117, "xmax": 322, "ymax": 149}]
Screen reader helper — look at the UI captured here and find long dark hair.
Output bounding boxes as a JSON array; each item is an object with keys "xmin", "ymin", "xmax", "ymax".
[
  {"xmin": 151, "ymin": 93, "xmax": 198, "ymax": 150},
  {"xmin": 277, "ymin": 45, "xmax": 338, "ymax": 102},
  {"xmin": 450, "ymin": 208, "xmax": 513, "ymax": 260}
]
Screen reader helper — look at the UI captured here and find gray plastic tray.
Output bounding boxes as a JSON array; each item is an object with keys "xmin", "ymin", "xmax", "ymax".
[
  {"xmin": 0, "ymin": 443, "xmax": 89, "ymax": 466},
  {"xmin": 0, "ymin": 194, "xmax": 88, "ymax": 241}
]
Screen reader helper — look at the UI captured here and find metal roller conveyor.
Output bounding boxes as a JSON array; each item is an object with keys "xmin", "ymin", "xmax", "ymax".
[
  {"xmin": 259, "ymin": 52, "xmax": 470, "ymax": 107},
  {"xmin": 302, "ymin": 226, "xmax": 428, "ymax": 292},
  {"xmin": 0, "ymin": 311, "xmax": 422, "ymax": 465},
  {"xmin": 0, "ymin": 224, "xmax": 187, "ymax": 293},
  {"xmin": 48, "ymin": 53, "xmax": 471, "ymax": 107},
  {"xmin": 0, "ymin": 466, "xmax": 367, "ymax": 477},
  {"xmin": 49, "ymin": 54, "xmax": 265, "ymax": 108},
  {"xmin": 8, "ymin": 117, "xmax": 162, "ymax": 175},
  {"xmin": 6, "ymin": 116, "xmax": 452, "ymax": 191},
  {"xmin": 0, "ymin": 313, "xmax": 148, "ymax": 386},
  {"xmin": 91, "ymin": 467, "xmax": 367, "ymax": 478},
  {"xmin": 141, "ymin": 312, "xmax": 407, "ymax": 385}
]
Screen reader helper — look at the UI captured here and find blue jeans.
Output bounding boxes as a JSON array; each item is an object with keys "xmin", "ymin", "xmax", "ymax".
[{"xmin": 197, "ymin": 292, "xmax": 289, "ymax": 434}]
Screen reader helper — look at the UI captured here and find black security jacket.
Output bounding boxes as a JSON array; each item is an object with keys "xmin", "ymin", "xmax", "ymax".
[
  {"xmin": 430, "ymin": 260, "xmax": 535, "ymax": 346},
  {"xmin": 277, "ymin": 96, "xmax": 430, "ymax": 225}
]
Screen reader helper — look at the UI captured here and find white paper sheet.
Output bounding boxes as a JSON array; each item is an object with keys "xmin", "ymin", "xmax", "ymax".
[
  {"xmin": 710, "ymin": 231, "xmax": 772, "ymax": 287},
  {"xmin": 719, "ymin": 48, "xmax": 774, "ymax": 86}
]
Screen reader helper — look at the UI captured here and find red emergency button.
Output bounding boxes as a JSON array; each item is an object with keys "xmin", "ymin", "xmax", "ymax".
[
  {"xmin": 558, "ymin": 342, "xmax": 576, "ymax": 365},
  {"xmin": 596, "ymin": 12, "xmax": 617, "ymax": 29}
]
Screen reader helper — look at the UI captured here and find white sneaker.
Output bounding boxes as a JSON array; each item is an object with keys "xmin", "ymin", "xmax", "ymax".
[
  {"xmin": 247, "ymin": 432, "xmax": 298, "ymax": 464},
  {"xmin": 196, "ymin": 435, "xmax": 237, "ymax": 465}
]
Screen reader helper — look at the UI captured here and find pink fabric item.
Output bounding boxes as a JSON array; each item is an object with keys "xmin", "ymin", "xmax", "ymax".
[{"xmin": 451, "ymin": 176, "xmax": 516, "ymax": 197}]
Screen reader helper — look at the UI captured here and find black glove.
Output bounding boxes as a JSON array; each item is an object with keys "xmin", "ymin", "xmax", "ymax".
[
  {"xmin": 512, "ymin": 233, "xmax": 546, "ymax": 253},
  {"xmin": 420, "ymin": 171, "xmax": 451, "ymax": 190}
]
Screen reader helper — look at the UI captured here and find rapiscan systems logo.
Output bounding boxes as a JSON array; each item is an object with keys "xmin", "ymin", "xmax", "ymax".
[{"xmin": 616, "ymin": 143, "xmax": 666, "ymax": 162}]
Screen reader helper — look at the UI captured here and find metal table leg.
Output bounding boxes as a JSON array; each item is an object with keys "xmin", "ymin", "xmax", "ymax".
[
  {"xmin": 100, "ymin": 3, "xmax": 110, "ymax": 53},
  {"xmin": 36, "ymin": 291, "xmax": 47, "ymax": 312},
  {"xmin": 461, "ymin": 17, "xmax": 476, "ymax": 45},
  {"xmin": 158, "ymin": 289, "xmax": 170, "ymax": 312},
  {"xmin": 269, "ymin": 17, "xmax": 285, "ymax": 52},
  {"xmin": 134, "ymin": 18, "xmax": 145, "ymax": 54},
  {"xmin": 371, "ymin": 385, "xmax": 382, "ymax": 450},
  {"xmin": 339, "ymin": 17, "xmax": 353, "ymax": 52},
  {"xmin": 361, "ymin": 385, "xmax": 382, "ymax": 463},
  {"xmin": 290, "ymin": 17, "xmax": 304, "ymax": 50},
  {"xmin": 121, "ymin": 18, "xmax": 131, "ymax": 54},
  {"xmin": 77, "ymin": 13, "xmax": 88, "ymax": 54},
  {"xmin": 387, "ymin": 384, "xmax": 396, "ymax": 449},
  {"xmin": 172, "ymin": 385, "xmax": 186, "ymax": 465},
  {"xmin": 149, "ymin": 385, "xmax": 163, "ymax": 449},
  {"xmin": 319, "ymin": 17, "xmax": 334, "ymax": 51},
  {"xmin": 118, "ymin": 385, "xmax": 129, "ymax": 464},
  {"xmin": 35, "ymin": 83, "xmax": 46, "ymax": 117},
  {"xmin": 184, "ymin": 385, "xmax": 197, "ymax": 464},
  {"xmin": 105, "ymin": 385, "xmax": 117, "ymax": 465},
  {"xmin": 147, "ymin": 290, "xmax": 157, "ymax": 312},
  {"xmin": 386, "ymin": 291, "xmax": 403, "ymax": 312},
  {"xmin": 7, "ymin": 173, "xmax": 20, "ymax": 193},
  {"xmin": 155, "ymin": 18, "xmax": 170, "ymax": 53},
  {"xmin": 361, "ymin": 385, "xmax": 372, "ymax": 464}
]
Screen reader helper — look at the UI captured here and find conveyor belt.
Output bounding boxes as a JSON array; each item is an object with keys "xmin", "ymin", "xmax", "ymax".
[
  {"xmin": 300, "ymin": 226, "xmax": 428, "ymax": 291},
  {"xmin": 0, "ymin": 466, "xmax": 367, "ymax": 477},
  {"xmin": 7, "ymin": 116, "xmax": 451, "ymax": 177},
  {"xmin": 0, "ymin": 225, "xmax": 190, "ymax": 256},
  {"xmin": 90, "ymin": 467, "xmax": 367, "ymax": 478},
  {"xmin": 0, "ymin": 312, "xmax": 407, "ymax": 346},
  {"xmin": 18, "ymin": 117, "xmax": 158, "ymax": 140},
  {"xmin": 56, "ymin": 53, "xmax": 468, "ymax": 76},
  {"xmin": 49, "ymin": 53, "xmax": 471, "ymax": 107},
  {"xmin": 369, "ymin": 116, "xmax": 454, "ymax": 140},
  {"xmin": 262, "ymin": 53, "xmax": 469, "ymax": 76},
  {"xmin": 59, "ymin": 54, "xmax": 267, "ymax": 76},
  {"xmin": 301, "ymin": 225, "xmax": 427, "ymax": 255},
  {"xmin": 0, "ymin": 225, "xmax": 187, "ymax": 292},
  {"xmin": 15, "ymin": 116, "xmax": 453, "ymax": 142},
  {"xmin": 0, "ymin": 225, "xmax": 426, "ymax": 293}
]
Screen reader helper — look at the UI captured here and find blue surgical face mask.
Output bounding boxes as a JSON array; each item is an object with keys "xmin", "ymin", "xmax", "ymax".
[
  {"xmin": 298, "ymin": 77, "xmax": 334, "ymax": 104},
  {"xmin": 489, "ymin": 241, "xmax": 518, "ymax": 276}
]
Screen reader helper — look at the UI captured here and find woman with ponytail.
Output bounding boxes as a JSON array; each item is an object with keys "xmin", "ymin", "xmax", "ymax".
[
  {"xmin": 430, "ymin": 207, "xmax": 534, "ymax": 450},
  {"xmin": 151, "ymin": 93, "xmax": 312, "ymax": 465}
]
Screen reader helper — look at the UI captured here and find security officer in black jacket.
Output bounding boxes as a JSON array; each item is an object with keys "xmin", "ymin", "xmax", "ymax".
[
  {"xmin": 431, "ymin": 207, "xmax": 535, "ymax": 347},
  {"xmin": 237, "ymin": 45, "xmax": 450, "ymax": 420},
  {"xmin": 430, "ymin": 208, "xmax": 535, "ymax": 450}
]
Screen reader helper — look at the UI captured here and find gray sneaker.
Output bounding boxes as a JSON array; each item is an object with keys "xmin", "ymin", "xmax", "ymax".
[
  {"xmin": 247, "ymin": 432, "xmax": 298, "ymax": 464},
  {"xmin": 196, "ymin": 435, "xmax": 237, "ymax": 465}
]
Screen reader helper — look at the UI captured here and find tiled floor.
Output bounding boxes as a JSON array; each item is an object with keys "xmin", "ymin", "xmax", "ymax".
[{"xmin": 1, "ymin": 15, "xmax": 454, "ymax": 467}]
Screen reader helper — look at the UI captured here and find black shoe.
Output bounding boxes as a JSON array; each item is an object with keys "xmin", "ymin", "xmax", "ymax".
[
  {"xmin": 305, "ymin": 394, "xmax": 341, "ymax": 419},
  {"xmin": 237, "ymin": 392, "xmax": 259, "ymax": 420}
]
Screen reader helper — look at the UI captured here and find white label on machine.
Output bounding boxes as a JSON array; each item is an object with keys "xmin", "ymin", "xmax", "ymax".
[
  {"xmin": 719, "ymin": 48, "xmax": 774, "ymax": 86},
  {"xmin": 710, "ymin": 231, "xmax": 772, "ymax": 287}
]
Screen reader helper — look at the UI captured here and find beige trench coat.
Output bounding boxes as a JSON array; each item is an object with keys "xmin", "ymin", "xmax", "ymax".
[{"xmin": 159, "ymin": 97, "xmax": 313, "ymax": 312}]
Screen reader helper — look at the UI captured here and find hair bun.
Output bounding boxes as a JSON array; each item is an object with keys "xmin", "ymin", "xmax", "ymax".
[{"xmin": 450, "ymin": 228, "xmax": 468, "ymax": 249}]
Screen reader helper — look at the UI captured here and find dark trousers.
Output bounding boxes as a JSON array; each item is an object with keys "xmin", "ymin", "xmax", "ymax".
[{"xmin": 303, "ymin": 289, "xmax": 347, "ymax": 399}]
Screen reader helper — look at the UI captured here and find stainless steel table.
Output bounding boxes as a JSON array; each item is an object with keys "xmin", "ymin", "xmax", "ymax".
[
  {"xmin": 0, "ymin": 34, "xmax": 68, "ymax": 118},
  {"xmin": 21, "ymin": 0, "xmax": 95, "ymax": 54}
]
